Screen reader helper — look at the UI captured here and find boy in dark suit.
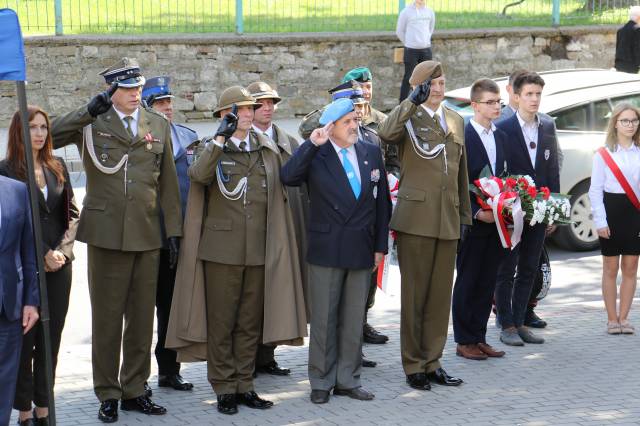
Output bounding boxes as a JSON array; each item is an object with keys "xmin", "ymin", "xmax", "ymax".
[
  {"xmin": 281, "ymin": 98, "xmax": 391, "ymax": 405},
  {"xmin": 452, "ymin": 79, "xmax": 509, "ymax": 360},
  {"xmin": 495, "ymin": 72, "xmax": 560, "ymax": 346},
  {"xmin": 0, "ymin": 176, "xmax": 39, "ymax": 425}
]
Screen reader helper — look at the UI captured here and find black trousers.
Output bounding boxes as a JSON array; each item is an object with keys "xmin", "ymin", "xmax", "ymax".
[
  {"xmin": 14, "ymin": 263, "xmax": 72, "ymax": 411},
  {"xmin": 155, "ymin": 249, "xmax": 180, "ymax": 376},
  {"xmin": 495, "ymin": 224, "xmax": 546, "ymax": 329},
  {"xmin": 452, "ymin": 230, "xmax": 507, "ymax": 344},
  {"xmin": 400, "ymin": 47, "xmax": 433, "ymax": 101}
]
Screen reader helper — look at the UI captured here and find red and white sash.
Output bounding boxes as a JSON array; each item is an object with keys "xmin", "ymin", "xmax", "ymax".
[{"xmin": 598, "ymin": 147, "xmax": 640, "ymax": 211}]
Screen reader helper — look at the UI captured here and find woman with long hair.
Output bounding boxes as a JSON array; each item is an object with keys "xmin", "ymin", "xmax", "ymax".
[
  {"xmin": 588, "ymin": 102, "xmax": 640, "ymax": 335},
  {"xmin": 0, "ymin": 106, "xmax": 79, "ymax": 426}
]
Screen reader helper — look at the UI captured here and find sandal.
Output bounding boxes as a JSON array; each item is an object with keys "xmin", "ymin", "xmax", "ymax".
[
  {"xmin": 620, "ymin": 320, "xmax": 635, "ymax": 334},
  {"xmin": 607, "ymin": 321, "xmax": 622, "ymax": 334}
]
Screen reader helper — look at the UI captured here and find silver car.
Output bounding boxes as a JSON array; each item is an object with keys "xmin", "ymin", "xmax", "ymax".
[{"xmin": 444, "ymin": 68, "xmax": 640, "ymax": 251}]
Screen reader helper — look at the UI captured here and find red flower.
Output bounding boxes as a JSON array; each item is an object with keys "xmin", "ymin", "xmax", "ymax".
[
  {"xmin": 541, "ymin": 186, "xmax": 551, "ymax": 200},
  {"xmin": 527, "ymin": 186, "xmax": 538, "ymax": 198},
  {"xmin": 505, "ymin": 178, "xmax": 517, "ymax": 188},
  {"xmin": 517, "ymin": 177, "xmax": 529, "ymax": 189}
]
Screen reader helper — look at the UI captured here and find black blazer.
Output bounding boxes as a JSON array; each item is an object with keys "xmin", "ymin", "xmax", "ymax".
[
  {"xmin": 615, "ymin": 20, "xmax": 640, "ymax": 73},
  {"xmin": 280, "ymin": 140, "xmax": 391, "ymax": 270},
  {"xmin": 0, "ymin": 157, "xmax": 79, "ymax": 262},
  {"xmin": 464, "ymin": 122, "xmax": 508, "ymax": 237},
  {"xmin": 496, "ymin": 113, "xmax": 560, "ymax": 193}
]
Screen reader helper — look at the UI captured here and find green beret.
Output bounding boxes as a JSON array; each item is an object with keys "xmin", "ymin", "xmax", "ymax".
[{"xmin": 341, "ymin": 67, "xmax": 372, "ymax": 83}]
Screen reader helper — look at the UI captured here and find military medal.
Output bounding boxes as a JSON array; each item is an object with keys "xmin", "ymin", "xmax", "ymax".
[
  {"xmin": 144, "ymin": 132, "xmax": 154, "ymax": 150},
  {"xmin": 100, "ymin": 153, "xmax": 108, "ymax": 162},
  {"xmin": 146, "ymin": 142, "xmax": 152, "ymax": 150}
]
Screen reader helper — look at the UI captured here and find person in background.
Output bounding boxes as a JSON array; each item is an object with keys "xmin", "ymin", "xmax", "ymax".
[
  {"xmin": 396, "ymin": 0, "xmax": 436, "ymax": 101},
  {"xmin": 615, "ymin": 6, "xmax": 640, "ymax": 74},
  {"xmin": 588, "ymin": 102, "xmax": 640, "ymax": 335},
  {"xmin": 1, "ymin": 106, "xmax": 79, "ymax": 426}
]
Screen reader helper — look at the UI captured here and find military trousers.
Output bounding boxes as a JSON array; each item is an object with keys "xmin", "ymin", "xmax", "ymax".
[
  {"xmin": 203, "ymin": 262, "xmax": 264, "ymax": 395},
  {"xmin": 87, "ymin": 245, "xmax": 159, "ymax": 401},
  {"xmin": 397, "ymin": 232, "xmax": 457, "ymax": 375},
  {"xmin": 308, "ymin": 264, "xmax": 369, "ymax": 391}
]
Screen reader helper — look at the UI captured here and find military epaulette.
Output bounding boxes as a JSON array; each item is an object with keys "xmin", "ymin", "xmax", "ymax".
[{"xmin": 174, "ymin": 123, "xmax": 197, "ymax": 134}]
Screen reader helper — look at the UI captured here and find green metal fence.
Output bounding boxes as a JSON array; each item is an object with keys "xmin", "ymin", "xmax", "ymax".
[{"xmin": 0, "ymin": 0, "xmax": 632, "ymax": 35}]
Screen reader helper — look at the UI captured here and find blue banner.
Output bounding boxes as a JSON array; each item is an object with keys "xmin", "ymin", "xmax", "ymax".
[{"xmin": 0, "ymin": 9, "xmax": 26, "ymax": 81}]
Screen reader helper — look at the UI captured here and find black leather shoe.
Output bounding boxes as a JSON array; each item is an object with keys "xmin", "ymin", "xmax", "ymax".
[
  {"xmin": 236, "ymin": 391, "xmax": 273, "ymax": 409},
  {"xmin": 34, "ymin": 416, "xmax": 49, "ymax": 426},
  {"xmin": 310, "ymin": 389, "xmax": 330, "ymax": 404},
  {"xmin": 406, "ymin": 373, "xmax": 431, "ymax": 391},
  {"xmin": 333, "ymin": 387, "xmax": 375, "ymax": 400},
  {"xmin": 525, "ymin": 308, "xmax": 548, "ymax": 328},
  {"xmin": 120, "ymin": 396, "xmax": 167, "ymax": 415},
  {"xmin": 256, "ymin": 361, "xmax": 291, "ymax": 376},
  {"xmin": 98, "ymin": 399, "xmax": 118, "ymax": 423},
  {"xmin": 217, "ymin": 394, "xmax": 238, "ymax": 415},
  {"xmin": 427, "ymin": 368, "xmax": 464, "ymax": 386},
  {"xmin": 17, "ymin": 419, "xmax": 36, "ymax": 426},
  {"xmin": 363, "ymin": 323, "xmax": 389, "ymax": 344},
  {"xmin": 362, "ymin": 354, "xmax": 377, "ymax": 368},
  {"xmin": 158, "ymin": 374, "xmax": 194, "ymax": 390},
  {"xmin": 144, "ymin": 381, "xmax": 152, "ymax": 397}
]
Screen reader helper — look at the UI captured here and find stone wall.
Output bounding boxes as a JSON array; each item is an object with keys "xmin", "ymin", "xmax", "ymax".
[{"xmin": 0, "ymin": 26, "xmax": 617, "ymax": 124}]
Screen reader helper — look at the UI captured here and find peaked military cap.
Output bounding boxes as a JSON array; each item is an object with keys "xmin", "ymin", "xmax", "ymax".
[
  {"xmin": 99, "ymin": 57, "xmax": 145, "ymax": 88},
  {"xmin": 329, "ymin": 80, "xmax": 366, "ymax": 104},
  {"xmin": 409, "ymin": 60, "xmax": 443, "ymax": 86},
  {"xmin": 213, "ymin": 86, "xmax": 262, "ymax": 118},
  {"xmin": 142, "ymin": 76, "xmax": 174, "ymax": 106},
  {"xmin": 341, "ymin": 67, "xmax": 372, "ymax": 84},
  {"xmin": 246, "ymin": 81, "xmax": 282, "ymax": 104}
]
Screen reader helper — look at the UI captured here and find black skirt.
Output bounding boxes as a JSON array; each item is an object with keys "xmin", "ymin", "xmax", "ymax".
[{"xmin": 600, "ymin": 192, "xmax": 640, "ymax": 256}]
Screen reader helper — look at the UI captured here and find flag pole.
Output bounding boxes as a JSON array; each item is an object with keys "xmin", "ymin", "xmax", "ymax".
[{"xmin": 16, "ymin": 80, "xmax": 57, "ymax": 426}]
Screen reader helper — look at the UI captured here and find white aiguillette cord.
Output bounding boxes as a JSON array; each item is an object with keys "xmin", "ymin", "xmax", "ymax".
[
  {"xmin": 212, "ymin": 137, "xmax": 248, "ymax": 204},
  {"xmin": 82, "ymin": 124, "xmax": 129, "ymax": 192},
  {"xmin": 405, "ymin": 120, "xmax": 448, "ymax": 174}
]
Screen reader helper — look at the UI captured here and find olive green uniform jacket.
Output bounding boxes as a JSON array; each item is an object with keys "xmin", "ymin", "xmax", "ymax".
[
  {"xmin": 377, "ymin": 99, "xmax": 472, "ymax": 239},
  {"xmin": 50, "ymin": 105, "xmax": 183, "ymax": 250}
]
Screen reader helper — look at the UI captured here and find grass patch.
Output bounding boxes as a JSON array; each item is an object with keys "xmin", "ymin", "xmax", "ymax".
[{"xmin": 0, "ymin": 0, "xmax": 628, "ymax": 35}]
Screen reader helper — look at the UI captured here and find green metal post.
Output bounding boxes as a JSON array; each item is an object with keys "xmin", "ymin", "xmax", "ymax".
[
  {"xmin": 399, "ymin": 0, "xmax": 406, "ymax": 12},
  {"xmin": 235, "ymin": 0, "xmax": 243, "ymax": 34},
  {"xmin": 54, "ymin": 0, "xmax": 63, "ymax": 35},
  {"xmin": 552, "ymin": 0, "xmax": 560, "ymax": 27}
]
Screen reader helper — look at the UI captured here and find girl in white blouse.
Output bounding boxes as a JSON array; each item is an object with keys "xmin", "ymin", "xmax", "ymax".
[{"xmin": 588, "ymin": 102, "xmax": 640, "ymax": 335}]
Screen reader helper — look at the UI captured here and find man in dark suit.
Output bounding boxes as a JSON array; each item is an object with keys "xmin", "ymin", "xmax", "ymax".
[
  {"xmin": 142, "ymin": 76, "xmax": 198, "ymax": 393},
  {"xmin": 615, "ymin": 7, "xmax": 640, "ymax": 74},
  {"xmin": 281, "ymin": 98, "xmax": 391, "ymax": 404},
  {"xmin": 495, "ymin": 72, "xmax": 560, "ymax": 346},
  {"xmin": 452, "ymin": 79, "xmax": 508, "ymax": 361},
  {"xmin": 0, "ymin": 176, "xmax": 39, "ymax": 426}
]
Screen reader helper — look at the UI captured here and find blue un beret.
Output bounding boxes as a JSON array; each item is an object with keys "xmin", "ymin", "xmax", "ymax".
[{"xmin": 319, "ymin": 98, "xmax": 355, "ymax": 126}]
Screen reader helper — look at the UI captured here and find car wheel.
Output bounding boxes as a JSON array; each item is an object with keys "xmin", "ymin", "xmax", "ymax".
[{"xmin": 553, "ymin": 180, "xmax": 599, "ymax": 251}]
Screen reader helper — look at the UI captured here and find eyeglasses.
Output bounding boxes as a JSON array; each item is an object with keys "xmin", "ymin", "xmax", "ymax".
[
  {"xmin": 617, "ymin": 119, "xmax": 640, "ymax": 127},
  {"xmin": 476, "ymin": 100, "xmax": 503, "ymax": 106}
]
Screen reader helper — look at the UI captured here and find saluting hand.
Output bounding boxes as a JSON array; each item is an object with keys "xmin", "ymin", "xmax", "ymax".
[
  {"xmin": 87, "ymin": 82, "xmax": 118, "ymax": 117},
  {"xmin": 310, "ymin": 122, "xmax": 334, "ymax": 146},
  {"xmin": 214, "ymin": 104, "xmax": 239, "ymax": 142},
  {"xmin": 408, "ymin": 79, "xmax": 432, "ymax": 106}
]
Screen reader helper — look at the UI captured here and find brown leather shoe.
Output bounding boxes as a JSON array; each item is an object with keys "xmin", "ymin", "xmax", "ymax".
[
  {"xmin": 456, "ymin": 344, "xmax": 488, "ymax": 360},
  {"xmin": 477, "ymin": 342, "xmax": 506, "ymax": 358}
]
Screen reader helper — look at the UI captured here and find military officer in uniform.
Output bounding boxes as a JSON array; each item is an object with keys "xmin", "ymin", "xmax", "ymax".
[
  {"xmin": 142, "ymin": 76, "xmax": 197, "ymax": 392},
  {"xmin": 51, "ymin": 58, "xmax": 181, "ymax": 422},
  {"xmin": 377, "ymin": 60, "xmax": 472, "ymax": 391},
  {"xmin": 186, "ymin": 86, "xmax": 306, "ymax": 415},
  {"xmin": 341, "ymin": 67, "xmax": 387, "ymax": 130},
  {"xmin": 247, "ymin": 81, "xmax": 307, "ymax": 377}
]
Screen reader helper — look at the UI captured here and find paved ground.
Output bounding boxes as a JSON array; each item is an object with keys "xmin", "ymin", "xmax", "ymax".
[{"xmin": 4, "ymin": 122, "xmax": 640, "ymax": 425}]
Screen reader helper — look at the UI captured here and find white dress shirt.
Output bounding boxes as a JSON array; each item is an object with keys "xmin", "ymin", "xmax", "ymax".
[
  {"xmin": 422, "ymin": 105, "xmax": 448, "ymax": 133},
  {"xmin": 470, "ymin": 119, "xmax": 497, "ymax": 174},
  {"xmin": 113, "ymin": 107, "xmax": 140, "ymax": 137},
  {"xmin": 331, "ymin": 141, "xmax": 361, "ymax": 184},
  {"xmin": 230, "ymin": 133, "xmax": 251, "ymax": 151},
  {"xmin": 252, "ymin": 124, "xmax": 273, "ymax": 140},
  {"xmin": 396, "ymin": 3, "xmax": 436, "ymax": 49},
  {"xmin": 588, "ymin": 144, "xmax": 640, "ymax": 229},
  {"xmin": 516, "ymin": 111, "xmax": 539, "ymax": 167}
]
